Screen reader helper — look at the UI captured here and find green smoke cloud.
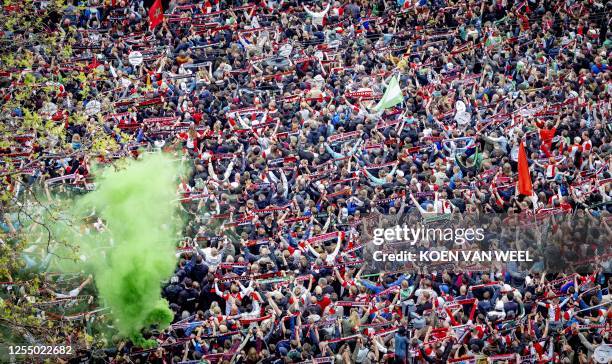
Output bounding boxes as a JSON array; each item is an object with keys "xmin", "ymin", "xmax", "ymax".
[{"xmin": 47, "ymin": 154, "xmax": 183, "ymax": 346}]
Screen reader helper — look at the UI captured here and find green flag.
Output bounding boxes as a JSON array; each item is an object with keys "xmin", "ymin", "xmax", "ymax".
[{"xmin": 374, "ymin": 76, "xmax": 403, "ymax": 111}]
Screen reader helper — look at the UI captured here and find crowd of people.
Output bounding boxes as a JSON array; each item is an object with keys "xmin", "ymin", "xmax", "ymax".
[{"xmin": 2, "ymin": 0, "xmax": 612, "ymax": 362}]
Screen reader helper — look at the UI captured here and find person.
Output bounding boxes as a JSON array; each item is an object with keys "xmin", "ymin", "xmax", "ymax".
[
  {"xmin": 2, "ymin": 0, "xmax": 611, "ymax": 361},
  {"xmin": 45, "ymin": 274, "xmax": 93, "ymax": 300},
  {"xmin": 394, "ymin": 327, "xmax": 410, "ymax": 364}
]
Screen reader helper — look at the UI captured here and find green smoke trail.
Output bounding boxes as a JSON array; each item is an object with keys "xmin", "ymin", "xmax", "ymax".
[{"xmin": 47, "ymin": 154, "xmax": 183, "ymax": 346}]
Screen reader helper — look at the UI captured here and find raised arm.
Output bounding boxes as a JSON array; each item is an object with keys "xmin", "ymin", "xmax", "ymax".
[{"xmin": 410, "ymin": 193, "xmax": 427, "ymax": 215}]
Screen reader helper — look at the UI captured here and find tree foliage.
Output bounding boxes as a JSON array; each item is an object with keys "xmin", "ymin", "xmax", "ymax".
[{"xmin": 0, "ymin": 0, "xmax": 121, "ymax": 355}]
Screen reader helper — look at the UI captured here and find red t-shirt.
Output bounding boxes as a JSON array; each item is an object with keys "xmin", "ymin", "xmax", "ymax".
[
  {"xmin": 539, "ymin": 127, "xmax": 557, "ymax": 147},
  {"xmin": 317, "ymin": 296, "xmax": 331, "ymax": 312}
]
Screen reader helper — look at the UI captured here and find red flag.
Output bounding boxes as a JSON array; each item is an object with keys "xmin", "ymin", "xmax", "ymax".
[
  {"xmin": 517, "ymin": 141, "xmax": 533, "ymax": 196},
  {"xmin": 203, "ymin": 0, "xmax": 212, "ymax": 13},
  {"xmin": 148, "ymin": 0, "xmax": 164, "ymax": 31},
  {"xmin": 87, "ymin": 56, "xmax": 101, "ymax": 70}
]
